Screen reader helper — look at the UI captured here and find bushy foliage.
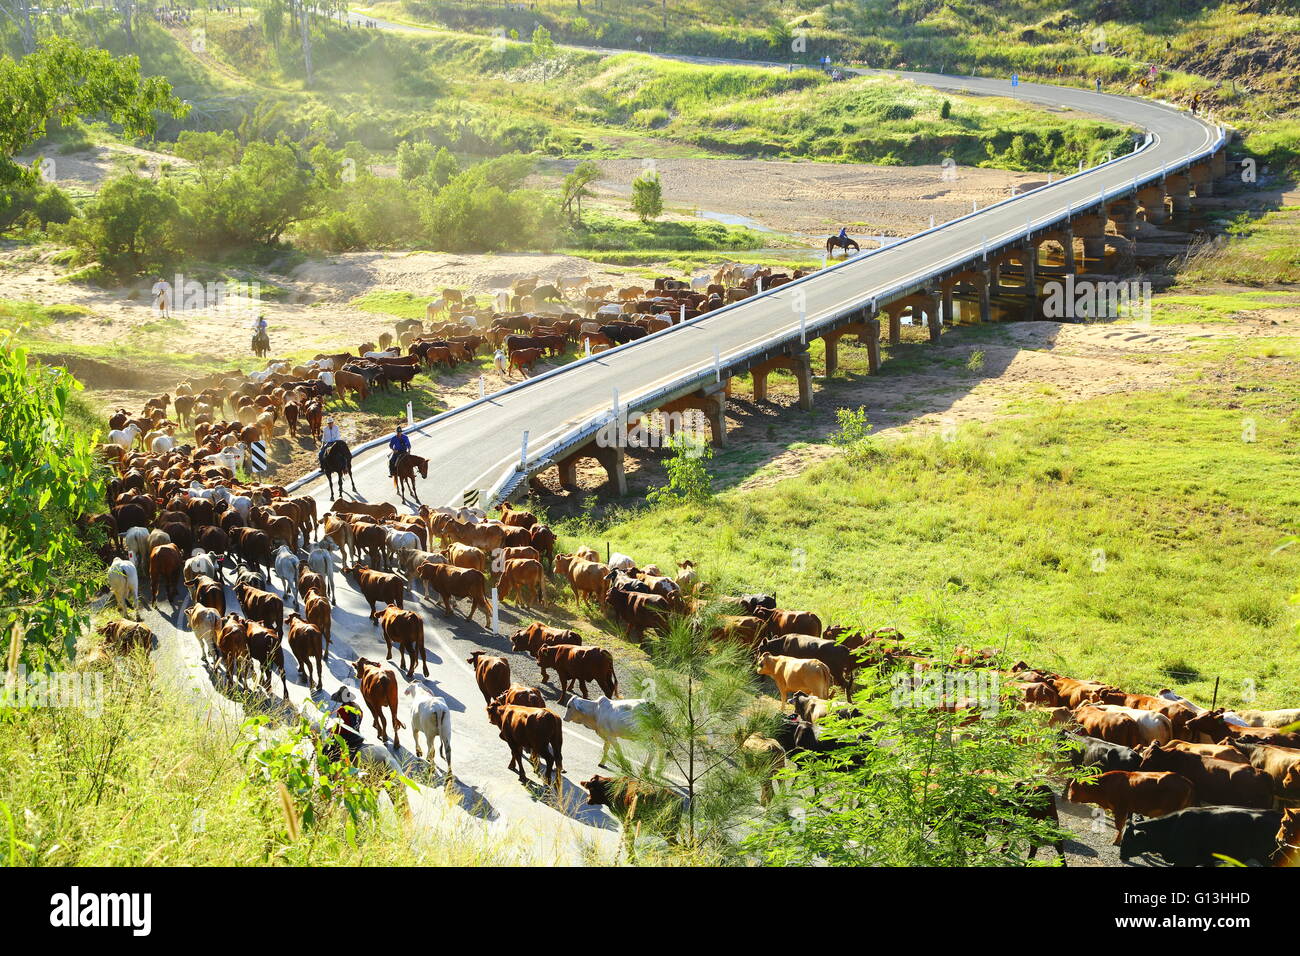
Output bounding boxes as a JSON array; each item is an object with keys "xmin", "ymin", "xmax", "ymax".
[{"xmin": 56, "ymin": 174, "xmax": 183, "ymax": 278}]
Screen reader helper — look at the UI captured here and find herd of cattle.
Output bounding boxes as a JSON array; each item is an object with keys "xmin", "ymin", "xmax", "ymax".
[
  {"xmin": 80, "ymin": 267, "xmax": 1300, "ymax": 860},
  {"xmin": 86, "ymin": 431, "xmax": 1300, "ymax": 860}
]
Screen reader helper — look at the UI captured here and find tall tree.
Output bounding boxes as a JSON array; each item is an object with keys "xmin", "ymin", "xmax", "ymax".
[{"xmin": 0, "ymin": 35, "xmax": 187, "ymax": 191}]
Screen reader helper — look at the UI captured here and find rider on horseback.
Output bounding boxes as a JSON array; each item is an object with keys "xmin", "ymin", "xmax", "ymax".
[
  {"xmin": 317, "ymin": 416, "xmax": 342, "ymax": 471},
  {"xmin": 838, "ymin": 227, "xmax": 849, "ymax": 242},
  {"xmin": 388, "ymin": 424, "xmax": 411, "ymax": 478},
  {"xmin": 251, "ymin": 313, "xmax": 269, "ymax": 354}
]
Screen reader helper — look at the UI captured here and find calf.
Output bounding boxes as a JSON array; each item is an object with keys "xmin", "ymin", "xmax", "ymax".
[
  {"xmin": 98, "ymin": 619, "xmax": 154, "ymax": 654},
  {"xmin": 536, "ymin": 645, "xmax": 618, "ymax": 699},
  {"xmin": 303, "ymin": 592, "xmax": 332, "ymax": 655},
  {"xmin": 244, "ymin": 620, "xmax": 289, "ymax": 700},
  {"xmin": 1066, "ymin": 771, "xmax": 1196, "ymax": 844},
  {"xmin": 497, "ymin": 557, "xmax": 546, "ymax": 608}
]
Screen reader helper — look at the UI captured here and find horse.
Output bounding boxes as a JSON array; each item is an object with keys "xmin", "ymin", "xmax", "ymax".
[
  {"xmin": 826, "ymin": 235, "xmax": 860, "ymax": 257},
  {"xmin": 251, "ymin": 328, "xmax": 270, "ymax": 358},
  {"xmin": 320, "ymin": 441, "xmax": 359, "ymax": 499},
  {"xmin": 393, "ymin": 452, "xmax": 428, "ymax": 503}
]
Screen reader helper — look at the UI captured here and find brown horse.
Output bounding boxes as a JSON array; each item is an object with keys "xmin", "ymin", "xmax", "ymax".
[
  {"xmin": 826, "ymin": 235, "xmax": 860, "ymax": 257},
  {"xmin": 393, "ymin": 452, "xmax": 428, "ymax": 503}
]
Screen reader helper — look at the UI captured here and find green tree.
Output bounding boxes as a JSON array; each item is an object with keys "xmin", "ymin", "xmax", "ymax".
[
  {"xmin": 0, "ymin": 336, "xmax": 104, "ymax": 669},
  {"xmin": 647, "ymin": 433, "xmax": 713, "ymax": 506},
  {"xmin": 531, "ymin": 25, "xmax": 557, "ymax": 61},
  {"xmin": 177, "ymin": 139, "xmax": 316, "ymax": 250},
  {"xmin": 747, "ymin": 666, "xmax": 1073, "ymax": 866},
  {"xmin": 561, "ymin": 159, "xmax": 598, "ymax": 223},
  {"xmin": 609, "ymin": 614, "xmax": 773, "ymax": 858},
  {"xmin": 631, "ymin": 170, "xmax": 663, "ymax": 223},
  {"xmin": 0, "ymin": 35, "xmax": 186, "ymax": 191},
  {"xmin": 57, "ymin": 174, "xmax": 183, "ymax": 278}
]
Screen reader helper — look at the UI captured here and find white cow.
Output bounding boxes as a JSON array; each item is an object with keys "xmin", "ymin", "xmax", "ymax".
[
  {"xmin": 228, "ymin": 494, "xmax": 252, "ymax": 523},
  {"xmin": 273, "ymin": 545, "xmax": 300, "ymax": 609},
  {"xmin": 402, "ymin": 683, "xmax": 452, "ymax": 769},
  {"xmin": 305, "ymin": 544, "xmax": 338, "ymax": 605},
  {"xmin": 1235, "ymin": 707, "xmax": 1300, "ymax": 728},
  {"xmin": 122, "ymin": 526, "xmax": 151, "ymax": 573},
  {"xmin": 673, "ymin": 559, "xmax": 700, "ymax": 595},
  {"xmin": 397, "ymin": 547, "xmax": 444, "ymax": 585},
  {"xmin": 563, "ymin": 695, "xmax": 649, "ymax": 765},
  {"xmin": 385, "ymin": 529, "xmax": 421, "ymax": 567},
  {"xmin": 1093, "ymin": 704, "xmax": 1173, "ymax": 745},
  {"xmin": 608, "ymin": 552, "xmax": 636, "ymax": 572},
  {"xmin": 150, "ymin": 433, "xmax": 176, "ymax": 455},
  {"xmin": 187, "ymin": 604, "xmax": 220, "ymax": 664},
  {"xmin": 183, "ymin": 548, "xmax": 218, "ymax": 593},
  {"xmin": 107, "ymin": 423, "xmax": 141, "ymax": 450},
  {"xmin": 107, "ymin": 558, "xmax": 140, "ymax": 620}
]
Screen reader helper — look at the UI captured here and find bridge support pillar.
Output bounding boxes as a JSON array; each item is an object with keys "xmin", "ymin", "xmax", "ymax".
[
  {"xmin": 751, "ymin": 349, "xmax": 813, "ymax": 411},
  {"xmin": 1022, "ymin": 246, "xmax": 1039, "ymax": 320},
  {"xmin": 928, "ymin": 290, "xmax": 943, "ymax": 341},
  {"xmin": 1072, "ymin": 214, "xmax": 1110, "ymax": 271},
  {"xmin": 1137, "ymin": 184, "xmax": 1169, "ymax": 225},
  {"xmin": 658, "ymin": 385, "xmax": 728, "ymax": 446},
  {"xmin": 555, "ymin": 440, "xmax": 627, "ymax": 496},
  {"xmin": 1106, "ymin": 198, "xmax": 1141, "ymax": 241},
  {"xmin": 1165, "ymin": 174, "xmax": 1193, "ymax": 215},
  {"xmin": 822, "ymin": 317, "xmax": 880, "ymax": 376}
]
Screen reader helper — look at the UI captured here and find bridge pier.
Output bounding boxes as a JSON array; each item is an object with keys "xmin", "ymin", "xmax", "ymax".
[
  {"xmin": 554, "ymin": 439, "xmax": 627, "ymax": 496},
  {"xmin": 1137, "ymin": 184, "xmax": 1169, "ymax": 225},
  {"xmin": 821, "ymin": 317, "xmax": 881, "ymax": 376},
  {"xmin": 658, "ymin": 384, "xmax": 729, "ymax": 446},
  {"xmin": 1164, "ymin": 174, "xmax": 1193, "ymax": 215},
  {"xmin": 750, "ymin": 348, "xmax": 813, "ymax": 410}
]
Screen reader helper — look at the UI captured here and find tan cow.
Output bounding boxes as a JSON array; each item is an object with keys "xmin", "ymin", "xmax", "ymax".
[{"xmin": 756, "ymin": 652, "xmax": 833, "ymax": 705}]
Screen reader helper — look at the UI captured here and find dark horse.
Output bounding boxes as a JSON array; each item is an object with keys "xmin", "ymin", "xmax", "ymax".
[
  {"xmin": 251, "ymin": 328, "xmax": 270, "ymax": 358},
  {"xmin": 392, "ymin": 452, "xmax": 428, "ymax": 503},
  {"xmin": 826, "ymin": 235, "xmax": 860, "ymax": 257},
  {"xmin": 321, "ymin": 441, "xmax": 359, "ymax": 499}
]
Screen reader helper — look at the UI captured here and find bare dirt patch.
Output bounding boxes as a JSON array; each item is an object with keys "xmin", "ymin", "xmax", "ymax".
[{"xmin": 541, "ymin": 157, "xmax": 1045, "ymax": 239}]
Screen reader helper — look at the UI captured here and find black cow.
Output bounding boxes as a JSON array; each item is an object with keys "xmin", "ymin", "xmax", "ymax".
[
  {"xmin": 1063, "ymin": 732, "xmax": 1142, "ymax": 772},
  {"xmin": 1119, "ymin": 807, "xmax": 1284, "ymax": 866}
]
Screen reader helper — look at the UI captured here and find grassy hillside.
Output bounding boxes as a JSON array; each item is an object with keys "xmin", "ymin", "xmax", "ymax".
[{"xmin": 372, "ymin": 0, "xmax": 1300, "ymax": 167}]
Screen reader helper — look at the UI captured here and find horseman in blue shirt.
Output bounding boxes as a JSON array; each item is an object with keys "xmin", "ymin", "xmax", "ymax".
[
  {"xmin": 388, "ymin": 425, "xmax": 411, "ymax": 477},
  {"xmin": 838, "ymin": 227, "xmax": 849, "ymax": 241}
]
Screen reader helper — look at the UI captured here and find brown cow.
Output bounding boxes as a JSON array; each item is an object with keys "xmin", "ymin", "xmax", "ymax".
[
  {"xmin": 330, "ymin": 499, "xmax": 398, "ymax": 521},
  {"xmin": 508, "ymin": 347, "xmax": 545, "ymax": 377},
  {"xmin": 416, "ymin": 562, "xmax": 491, "ymax": 627},
  {"xmin": 378, "ymin": 604, "xmax": 427, "ymax": 679},
  {"xmin": 244, "ymin": 620, "xmax": 289, "ymax": 700},
  {"xmin": 467, "ymin": 650, "xmax": 510, "ymax": 704},
  {"xmin": 493, "ymin": 684, "xmax": 546, "ymax": 708},
  {"xmin": 235, "ymin": 581, "xmax": 284, "ymax": 638},
  {"xmin": 354, "ymin": 657, "xmax": 403, "ymax": 748},
  {"xmin": 497, "ymin": 557, "xmax": 546, "ymax": 608},
  {"xmin": 1066, "ymin": 770, "xmax": 1196, "ymax": 843},
  {"xmin": 345, "ymin": 565, "xmax": 405, "ymax": 623},
  {"xmin": 486, "ymin": 700, "xmax": 563, "ymax": 785},
  {"xmin": 1138, "ymin": 741, "xmax": 1274, "ymax": 808},
  {"xmin": 286, "ymin": 612, "xmax": 325, "ymax": 691},
  {"xmin": 148, "ymin": 543, "xmax": 183, "ymax": 606},
  {"xmin": 510, "ymin": 623, "xmax": 581, "ymax": 682},
  {"xmin": 297, "ymin": 565, "xmax": 327, "ymax": 604},
  {"xmin": 753, "ymin": 606, "xmax": 822, "ymax": 637},
  {"xmin": 98, "ymin": 619, "xmax": 154, "ymax": 654},
  {"xmin": 604, "ymin": 586, "xmax": 671, "ymax": 643},
  {"xmin": 303, "ymin": 591, "xmax": 332, "ymax": 655},
  {"xmin": 536, "ymin": 645, "xmax": 618, "ymax": 699},
  {"xmin": 217, "ymin": 614, "xmax": 250, "ymax": 688},
  {"xmin": 191, "ymin": 573, "xmax": 226, "ymax": 615}
]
